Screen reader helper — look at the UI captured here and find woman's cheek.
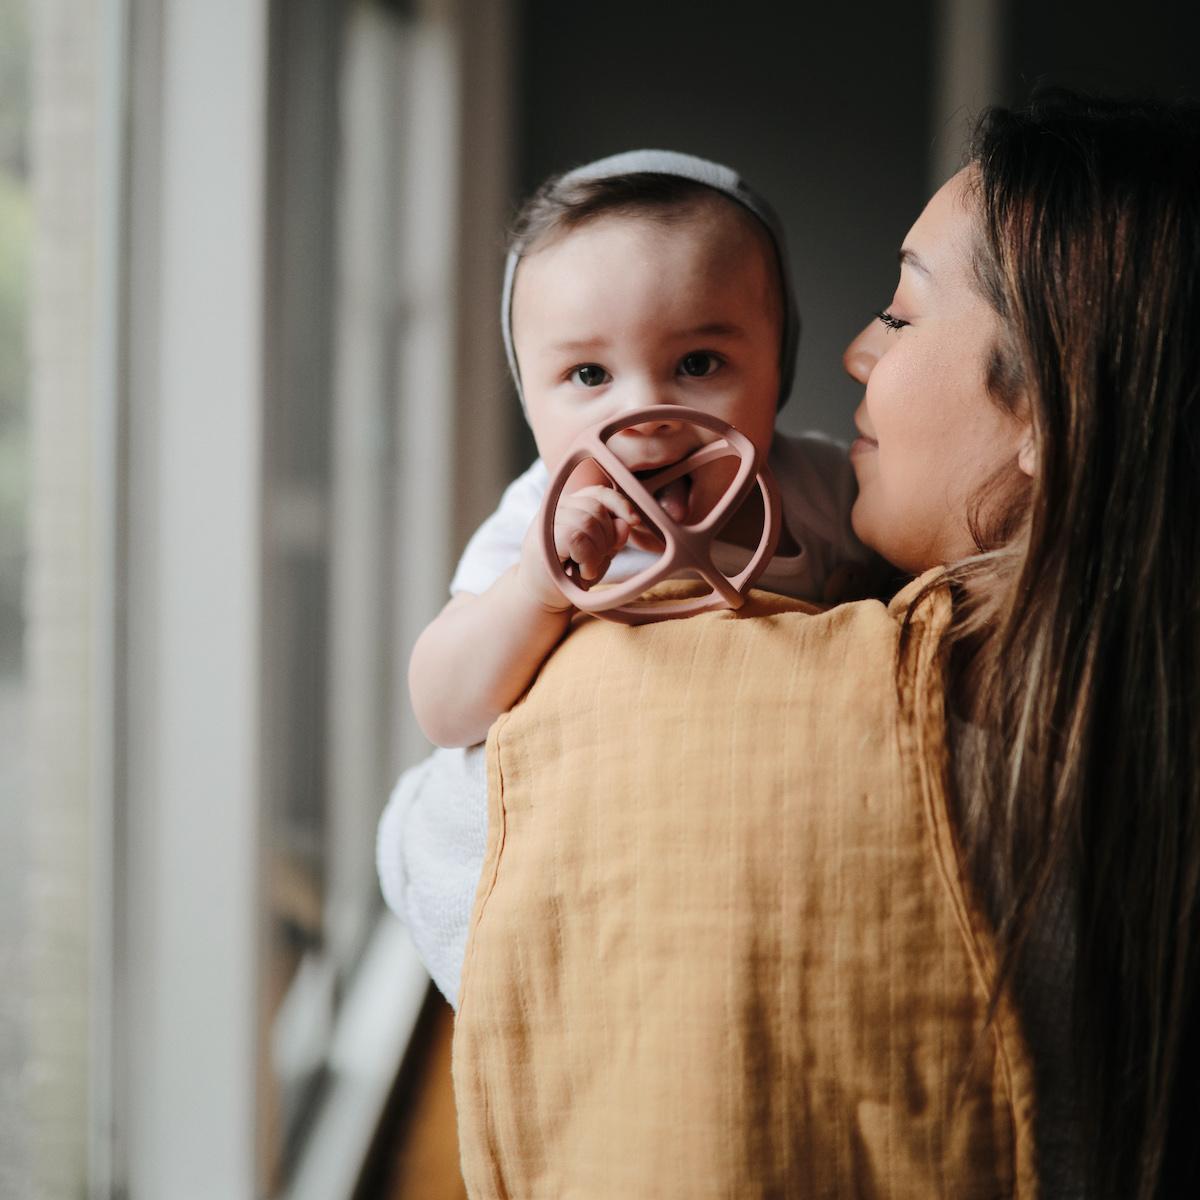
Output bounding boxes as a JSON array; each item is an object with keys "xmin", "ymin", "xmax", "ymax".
[{"xmin": 862, "ymin": 351, "xmax": 910, "ymax": 431}]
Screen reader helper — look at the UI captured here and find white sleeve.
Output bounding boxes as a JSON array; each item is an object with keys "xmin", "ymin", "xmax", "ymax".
[
  {"xmin": 375, "ymin": 744, "xmax": 489, "ymax": 1009},
  {"xmin": 448, "ymin": 458, "xmax": 550, "ymax": 596}
]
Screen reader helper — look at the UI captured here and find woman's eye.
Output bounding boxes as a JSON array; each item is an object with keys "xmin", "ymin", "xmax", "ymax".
[
  {"xmin": 874, "ymin": 309, "xmax": 910, "ymax": 333},
  {"xmin": 570, "ymin": 364, "xmax": 609, "ymax": 387},
  {"xmin": 679, "ymin": 351, "xmax": 721, "ymax": 378}
]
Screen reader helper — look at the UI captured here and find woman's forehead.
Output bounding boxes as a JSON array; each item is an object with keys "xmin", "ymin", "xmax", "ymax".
[{"xmin": 900, "ymin": 168, "xmax": 979, "ymax": 288}]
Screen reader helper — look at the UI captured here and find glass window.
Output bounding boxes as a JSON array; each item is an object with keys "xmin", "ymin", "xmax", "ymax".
[
  {"xmin": 261, "ymin": 1, "xmax": 425, "ymax": 1186},
  {"xmin": 0, "ymin": 0, "xmax": 30, "ymax": 1184}
]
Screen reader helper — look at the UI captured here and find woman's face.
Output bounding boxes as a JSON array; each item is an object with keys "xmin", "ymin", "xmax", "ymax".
[{"xmin": 842, "ymin": 168, "xmax": 1031, "ymax": 575}]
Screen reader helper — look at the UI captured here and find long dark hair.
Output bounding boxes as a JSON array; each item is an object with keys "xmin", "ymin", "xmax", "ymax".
[{"xmin": 940, "ymin": 91, "xmax": 1200, "ymax": 1198}]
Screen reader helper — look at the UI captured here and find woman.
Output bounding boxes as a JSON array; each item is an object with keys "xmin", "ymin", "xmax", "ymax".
[
  {"xmin": 845, "ymin": 91, "xmax": 1200, "ymax": 1198},
  {"xmin": 382, "ymin": 91, "xmax": 1200, "ymax": 1198}
]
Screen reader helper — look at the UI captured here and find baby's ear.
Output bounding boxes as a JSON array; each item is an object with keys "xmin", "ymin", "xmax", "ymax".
[{"xmin": 1017, "ymin": 430, "xmax": 1037, "ymax": 478}]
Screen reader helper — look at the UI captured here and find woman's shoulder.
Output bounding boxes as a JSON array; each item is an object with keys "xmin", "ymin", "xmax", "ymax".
[
  {"xmin": 541, "ymin": 580, "xmax": 948, "ymax": 723},
  {"xmin": 886, "ymin": 567, "xmax": 951, "ymax": 618},
  {"xmin": 739, "ymin": 565, "xmax": 949, "ymax": 630}
]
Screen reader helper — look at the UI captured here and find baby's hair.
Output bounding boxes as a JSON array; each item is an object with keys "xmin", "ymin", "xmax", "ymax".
[{"xmin": 508, "ymin": 171, "xmax": 744, "ymax": 258}]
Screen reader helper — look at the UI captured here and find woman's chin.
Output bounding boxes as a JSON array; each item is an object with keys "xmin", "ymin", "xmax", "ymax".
[
  {"xmin": 850, "ymin": 498, "xmax": 897, "ymax": 568},
  {"xmin": 849, "ymin": 496, "xmax": 871, "ymax": 546}
]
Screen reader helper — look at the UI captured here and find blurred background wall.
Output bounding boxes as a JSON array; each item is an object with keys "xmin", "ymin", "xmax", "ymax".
[
  {"xmin": 512, "ymin": 0, "xmax": 1200, "ymax": 447},
  {"xmin": 514, "ymin": 0, "xmax": 937, "ymax": 447},
  {"xmin": 2, "ymin": 2, "xmax": 1198, "ymax": 1199}
]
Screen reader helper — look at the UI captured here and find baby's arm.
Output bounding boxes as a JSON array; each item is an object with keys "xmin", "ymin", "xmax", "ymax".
[
  {"xmin": 408, "ymin": 565, "xmax": 570, "ymax": 749},
  {"xmin": 409, "ymin": 484, "xmax": 642, "ymax": 748}
]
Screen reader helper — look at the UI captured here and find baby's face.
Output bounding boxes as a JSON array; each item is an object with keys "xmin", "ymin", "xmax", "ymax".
[{"xmin": 511, "ymin": 203, "xmax": 783, "ymax": 530}]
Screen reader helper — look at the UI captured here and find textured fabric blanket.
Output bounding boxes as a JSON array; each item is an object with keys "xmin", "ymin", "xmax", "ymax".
[{"xmin": 452, "ymin": 577, "xmax": 1037, "ymax": 1198}]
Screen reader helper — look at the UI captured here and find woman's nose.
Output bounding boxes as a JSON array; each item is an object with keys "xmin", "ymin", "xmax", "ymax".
[{"xmin": 842, "ymin": 323, "xmax": 881, "ymax": 385}]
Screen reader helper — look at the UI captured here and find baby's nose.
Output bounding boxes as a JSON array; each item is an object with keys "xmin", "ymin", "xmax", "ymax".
[
  {"xmin": 622, "ymin": 405, "xmax": 686, "ymax": 436},
  {"xmin": 612, "ymin": 380, "xmax": 688, "ymax": 433}
]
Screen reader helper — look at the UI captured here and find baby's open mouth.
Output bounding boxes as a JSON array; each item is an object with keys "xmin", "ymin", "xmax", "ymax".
[{"xmin": 633, "ymin": 464, "xmax": 693, "ymax": 524}]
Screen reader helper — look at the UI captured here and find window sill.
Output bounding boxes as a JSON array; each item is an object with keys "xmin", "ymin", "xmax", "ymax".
[{"xmin": 282, "ymin": 915, "xmax": 429, "ymax": 1200}]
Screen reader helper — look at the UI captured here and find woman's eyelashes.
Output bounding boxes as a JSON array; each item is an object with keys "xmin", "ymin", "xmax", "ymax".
[{"xmin": 874, "ymin": 309, "xmax": 910, "ymax": 333}]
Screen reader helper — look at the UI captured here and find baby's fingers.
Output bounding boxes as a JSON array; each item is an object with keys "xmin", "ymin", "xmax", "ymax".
[
  {"xmin": 559, "ymin": 523, "xmax": 611, "ymax": 581},
  {"xmin": 568, "ymin": 484, "xmax": 644, "ymax": 532},
  {"xmin": 554, "ymin": 502, "xmax": 621, "ymax": 581}
]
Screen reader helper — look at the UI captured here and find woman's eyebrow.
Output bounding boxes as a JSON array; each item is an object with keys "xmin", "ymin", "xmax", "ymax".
[{"xmin": 898, "ymin": 247, "xmax": 931, "ymax": 277}]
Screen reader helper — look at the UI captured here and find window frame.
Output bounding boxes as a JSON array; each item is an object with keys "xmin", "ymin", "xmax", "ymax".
[{"xmin": 106, "ymin": 1, "xmax": 514, "ymax": 1196}]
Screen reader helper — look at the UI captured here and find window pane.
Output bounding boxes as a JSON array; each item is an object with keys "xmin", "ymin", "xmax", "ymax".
[
  {"xmin": 0, "ymin": 0, "xmax": 33, "ymax": 1193},
  {"xmin": 261, "ymin": 1, "xmax": 411, "ymax": 1186}
]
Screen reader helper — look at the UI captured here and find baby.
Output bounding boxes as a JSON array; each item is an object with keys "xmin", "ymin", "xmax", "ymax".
[
  {"xmin": 384, "ymin": 152, "xmax": 879, "ymax": 1005},
  {"xmin": 409, "ymin": 150, "xmax": 876, "ymax": 750}
]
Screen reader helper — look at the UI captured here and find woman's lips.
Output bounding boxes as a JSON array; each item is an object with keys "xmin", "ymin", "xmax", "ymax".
[{"xmin": 849, "ymin": 435, "xmax": 878, "ymax": 458}]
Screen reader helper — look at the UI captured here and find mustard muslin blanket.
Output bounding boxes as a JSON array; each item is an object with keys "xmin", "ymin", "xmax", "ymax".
[{"xmin": 452, "ymin": 579, "xmax": 1037, "ymax": 1199}]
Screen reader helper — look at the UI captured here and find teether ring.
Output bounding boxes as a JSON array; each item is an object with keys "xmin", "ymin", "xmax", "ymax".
[{"xmin": 538, "ymin": 406, "xmax": 781, "ymax": 624}]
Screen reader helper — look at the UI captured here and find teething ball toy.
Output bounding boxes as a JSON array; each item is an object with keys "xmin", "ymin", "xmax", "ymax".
[{"xmin": 538, "ymin": 406, "xmax": 781, "ymax": 625}]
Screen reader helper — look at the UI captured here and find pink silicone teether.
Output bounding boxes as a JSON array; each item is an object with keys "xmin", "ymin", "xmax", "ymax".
[{"xmin": 538, "ymin": 406, "xmax": 781, "ymax": 624}]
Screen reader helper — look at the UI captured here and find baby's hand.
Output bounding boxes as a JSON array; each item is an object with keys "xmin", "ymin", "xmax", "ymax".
[{"xmin": 517, "ymin": 485, "xmax": 644, "ymax": 611}]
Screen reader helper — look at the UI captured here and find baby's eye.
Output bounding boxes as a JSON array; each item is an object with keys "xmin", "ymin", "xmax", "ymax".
[
  {"xmin": 570, "ymin": 364, "xmax": 610, "ymax": 387},
  {"xmin": 678, "ymin": 351, "xmax": 721, "ymax": 378}
]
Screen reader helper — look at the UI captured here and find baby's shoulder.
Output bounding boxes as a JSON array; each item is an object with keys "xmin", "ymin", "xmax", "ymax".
[
  {"xmin": 768, "ymin": 429, "xmax": 856, "ymax": 515},
  {"xmin": 769, "ymin": 428, "xmax": 852, "ymax": 477},
  {"xmin": 482, "ymin": 457, "xmax": 550, "ymax": 526},
  {"xmin": 503, "ymin": 456, "xmax": 550, "ymax": 501}
]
